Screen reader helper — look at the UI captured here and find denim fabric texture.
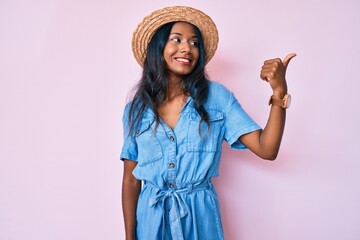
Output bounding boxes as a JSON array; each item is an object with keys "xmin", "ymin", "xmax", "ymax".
[{"xmin": 121, "ymin": 81, "xmax": 262, "ymax": 240}]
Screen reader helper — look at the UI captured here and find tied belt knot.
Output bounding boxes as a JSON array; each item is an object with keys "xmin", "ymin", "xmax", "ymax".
[{"xmin": 147, "ymin": 180, "xmax": 212, "ymax": 240}]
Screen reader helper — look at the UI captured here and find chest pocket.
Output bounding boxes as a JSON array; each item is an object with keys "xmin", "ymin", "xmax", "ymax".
[
  {"xmin": 134, "ymin": 120, "xmax": 163, "ymax": 166},
  {"xmin": 187, "ymin": 110, "xmax": 224, "ymax": 152}
]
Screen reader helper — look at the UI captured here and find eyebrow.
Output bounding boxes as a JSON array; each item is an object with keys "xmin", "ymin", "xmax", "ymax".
[{"xmin": 170, "ymin": 32, "xmax": 198, "ymax": 39}]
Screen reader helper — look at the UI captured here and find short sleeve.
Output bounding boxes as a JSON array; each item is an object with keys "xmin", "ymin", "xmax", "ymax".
[
  {"xmin": 224, "ymin": 92, "xmax": 262, "ymax": 150},
  {"xmin": 120, "ymin": 104, "xmax": 138, "ymax": 161}
]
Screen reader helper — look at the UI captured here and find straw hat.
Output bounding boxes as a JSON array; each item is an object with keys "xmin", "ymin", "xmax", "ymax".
[{"xmin": 132, "ymin": 6, "xmax": 219, "ymax": 68}]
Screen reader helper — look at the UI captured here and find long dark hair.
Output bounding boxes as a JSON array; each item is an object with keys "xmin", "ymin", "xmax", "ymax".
[{"xmin": 127, "ymin": 21, "xmax": 210, "ymax": 133}]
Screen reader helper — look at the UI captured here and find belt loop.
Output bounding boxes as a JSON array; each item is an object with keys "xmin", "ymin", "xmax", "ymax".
[
  {"xmin": 208, "ymin": 180, "xmax": 212, "ymax": 189},
  {"xmin": 187, "ymin": 183, "xmax": 193, "ymax": 194}
]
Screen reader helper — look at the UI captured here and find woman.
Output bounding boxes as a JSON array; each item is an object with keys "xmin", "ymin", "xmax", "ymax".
[{"xmin": 121, "ymin": 6, "xmax": 295, "ymax": 240}]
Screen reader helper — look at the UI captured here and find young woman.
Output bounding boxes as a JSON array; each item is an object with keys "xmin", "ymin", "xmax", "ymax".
[{"xmin": 121, "ymin": 6, "xmax": 296, "ymax": 240}]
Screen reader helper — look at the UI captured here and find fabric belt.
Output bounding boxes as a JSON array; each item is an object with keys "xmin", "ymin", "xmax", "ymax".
[{"xmin": 146, "ymin": 180, "xmax": 212, "ymax": 240}]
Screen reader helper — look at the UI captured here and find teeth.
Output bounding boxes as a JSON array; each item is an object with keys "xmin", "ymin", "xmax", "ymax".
[{"xmin": 176, "ymin": 58, "xmax": 190, "ymax": 63}]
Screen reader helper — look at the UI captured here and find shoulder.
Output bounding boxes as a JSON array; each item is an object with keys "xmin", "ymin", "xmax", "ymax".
[
  {"xmin": 206, "ymin": 81, "xmax": 235, "ymax": 109},
  {"xmin": 122, "ymin": 100, "xmax": 139, "ymax": 122},
  {"xmin": 122, "ymin": 99, "xmax": 154, "ymax": 124},
  {"xmin": 208, "ymin": 81, "xmax": 232, "ymax": 95},
  {"xmin": 122, "ymin": 101, "xmax": 133, "ymax": 118},
  {"xmin": 122, "ymin": 98, "xmax": 147, "ymax": 116}
]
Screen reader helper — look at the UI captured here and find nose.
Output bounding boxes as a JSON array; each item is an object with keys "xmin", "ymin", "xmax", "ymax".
[{"xmin": 180, "ymin": 42, "xmax": 191, "ymax": 53}]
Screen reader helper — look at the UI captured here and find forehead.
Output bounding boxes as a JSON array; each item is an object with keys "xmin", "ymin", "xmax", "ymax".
[{"xmin": 170, "ymin": 22, "xmax": 197, "ymax": 35}]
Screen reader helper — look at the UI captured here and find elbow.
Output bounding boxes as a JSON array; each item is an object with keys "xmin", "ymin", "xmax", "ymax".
[
  {"xmin": 123, "ymin": 178, "xmax": 141, "ymax": 188},
  {"xmin": 260, "ymin": 143, "xmax": 282, "ymax": 160},
  {"xmin": 263, "ymin": 154, "xmax": 277, "ymax": 161},
  {"xmin": 259, "ymin": 150, "xmax": 279, "ymax": 161}
]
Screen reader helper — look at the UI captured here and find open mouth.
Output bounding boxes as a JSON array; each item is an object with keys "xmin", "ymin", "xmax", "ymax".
[{"xmin": 174, "ymin": 57, "xmax": 191, "ymax": 64}]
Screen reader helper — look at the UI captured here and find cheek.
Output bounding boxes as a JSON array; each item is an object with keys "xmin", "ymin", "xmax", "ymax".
[
  {"xmin": 164, "ymin": 49, "xmax": 174, "ymax": 63},
  {"xmin": 193, "ymin": 50, "xmax": 200, "ymax": 64}
]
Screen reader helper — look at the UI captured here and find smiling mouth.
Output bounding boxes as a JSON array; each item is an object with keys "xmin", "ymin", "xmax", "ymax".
[{"xmin": 174, "ymin": 57, "xmax": 191, "ymax": 64}]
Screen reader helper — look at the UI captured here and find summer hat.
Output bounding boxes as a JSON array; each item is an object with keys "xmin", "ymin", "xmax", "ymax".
[{"xmin": 132, "ymin": 6, "xmax": 219, "ymax": 68}]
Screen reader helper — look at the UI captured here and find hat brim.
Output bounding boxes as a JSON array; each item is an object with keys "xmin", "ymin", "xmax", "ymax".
[{"xmin": 132, "ymin": 6, "xmax": 219, "ymax": 68}]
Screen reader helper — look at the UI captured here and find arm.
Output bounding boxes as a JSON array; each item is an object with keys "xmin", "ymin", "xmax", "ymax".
[
  {"xmin": 122, "ymin": 159, "xmax": 141, "ymax": 240},
  {"xmin": 239, "ymin": 53, "xmax": 296, "ymax": 160}
]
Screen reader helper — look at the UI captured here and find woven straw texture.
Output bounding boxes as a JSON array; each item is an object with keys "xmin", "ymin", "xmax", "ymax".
[{"xmin": 132, "ymin": 6, "xmax": 219, "ymax": 67}]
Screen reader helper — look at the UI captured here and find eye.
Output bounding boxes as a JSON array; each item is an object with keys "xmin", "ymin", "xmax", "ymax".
[
  {"xmin": 190, "ymin": 41, "xmax": 198, "ymax": 46},
  {"xmin": 170, "ymin": 37, "xmax": 181, "ymax": 43}
]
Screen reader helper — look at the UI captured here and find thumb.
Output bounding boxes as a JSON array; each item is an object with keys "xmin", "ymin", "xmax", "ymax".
[{"xmin": 282, "ymin": 53, "xmax": 297, "ymax": 71}]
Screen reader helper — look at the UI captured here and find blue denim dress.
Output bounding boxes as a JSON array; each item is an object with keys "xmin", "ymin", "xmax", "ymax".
[{"xmin": 121, "ymin": 81, "xmax": 261, "ymax": 240}]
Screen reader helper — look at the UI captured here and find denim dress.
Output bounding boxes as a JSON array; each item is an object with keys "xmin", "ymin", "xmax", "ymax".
[{"xmin": 121, "ymin": 81, "xmax": 261, "ymax": 240}]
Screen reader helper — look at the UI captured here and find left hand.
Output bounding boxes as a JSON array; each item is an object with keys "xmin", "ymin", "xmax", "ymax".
[{"xmin": 260, "ymin": 53, "xmax": 296, "ymax": 97}]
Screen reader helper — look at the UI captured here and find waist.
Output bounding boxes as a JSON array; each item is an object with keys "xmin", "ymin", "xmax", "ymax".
[{"xmin": 144, "ymin": 179, "xmax": 213, "ymax": 194}]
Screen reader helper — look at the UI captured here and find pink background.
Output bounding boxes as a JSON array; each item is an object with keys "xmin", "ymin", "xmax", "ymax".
[{"xmin": 1, "ymin": 0, "xmax": 359, "ymax": 239}]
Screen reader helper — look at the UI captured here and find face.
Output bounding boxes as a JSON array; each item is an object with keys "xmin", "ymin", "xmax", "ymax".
[{"xmin": 163, "ymin": 22, "xmax": 200, "ymax": 80}]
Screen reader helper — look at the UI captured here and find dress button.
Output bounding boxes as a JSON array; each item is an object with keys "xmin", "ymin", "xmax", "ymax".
[
  {"xmin": 169, "ymin": 163, "xmax": 175, "ymax": 168},
  {"xmin": 135, "ymin": 129, "xmax": 140, "ymax": 135},
  {"xmin": 169, "ymin": 183, "xmax": 175, "ymax": 188},
  {"xmin": 169, "ymin": 136, "xmax": 174, "ymax": 141}
]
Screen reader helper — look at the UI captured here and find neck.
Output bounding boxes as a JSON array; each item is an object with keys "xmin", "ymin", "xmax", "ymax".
[{"xmin": 167, "ymin": 75, "xmax": 184, "ymax": 100}]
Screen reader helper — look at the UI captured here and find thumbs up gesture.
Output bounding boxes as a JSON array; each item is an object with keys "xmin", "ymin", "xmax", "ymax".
[{"xmin": 260, "ymin": 53, "xmax": 296, "ymax": 96}]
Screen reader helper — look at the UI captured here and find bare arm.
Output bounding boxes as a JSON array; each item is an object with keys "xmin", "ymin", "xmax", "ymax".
[
  {"xmin": 240, "ymin": 53, "xmax": 296, "ymax": 160},
  {"xmin": 122, "ymin": 159, "xmax": 141, "ymax": 240}
]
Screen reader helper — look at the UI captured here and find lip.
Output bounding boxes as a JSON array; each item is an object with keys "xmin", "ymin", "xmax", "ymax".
[{"xmin": 174, "ymin": 57, "xmax": 192, "ymax": 65}]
